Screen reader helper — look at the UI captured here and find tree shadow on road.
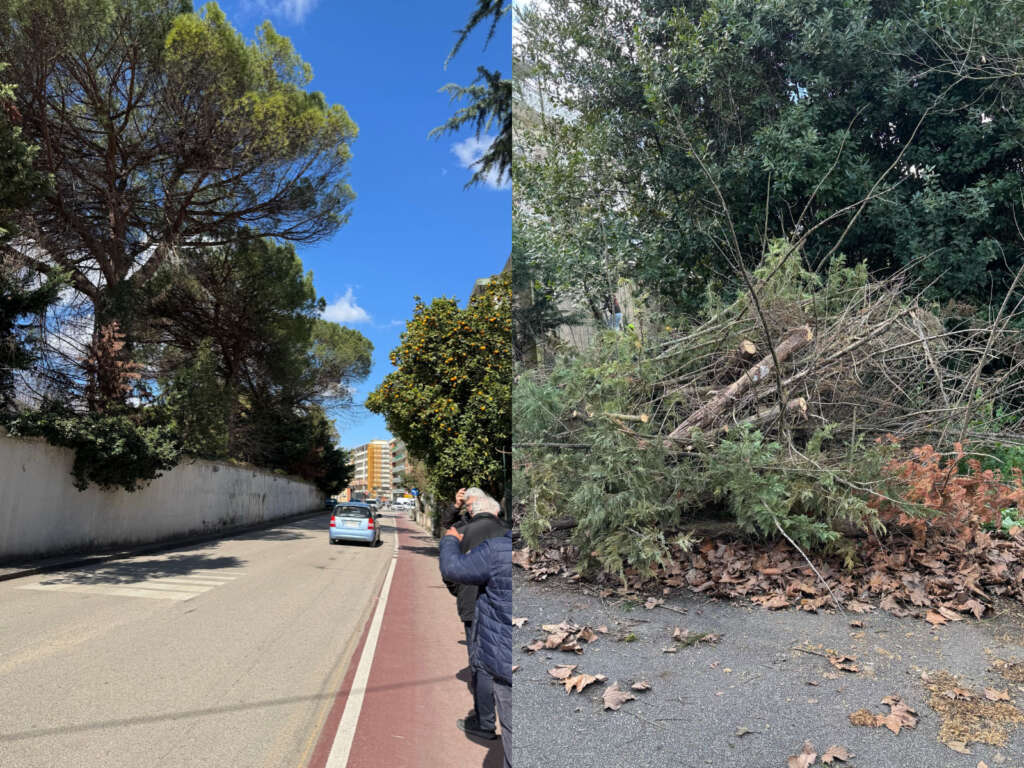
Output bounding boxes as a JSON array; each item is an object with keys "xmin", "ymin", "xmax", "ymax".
[
  {"xmin": 35, "ymin": 552, "xmax": 245, "ymax": 586},
  {"xmin": 400, "ymin": 544, "xmax": 442, "ymax": 559}
]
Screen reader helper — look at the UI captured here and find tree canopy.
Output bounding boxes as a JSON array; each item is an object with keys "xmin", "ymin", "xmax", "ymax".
[
  {"xmin": 0, "ymin": 2, "xmax": 367, "ymax": 493},
  {"xmin": 432, "ymin": 0, "xmax": 511, "ymax": 187},
  {"xmin": 0, "ymin": 0, "xmax": 357, "ymax": 405},
  {"xmin": 367, "ymin": 279, "xmax": 511, "ymax": 501},
  {"xmin": 516, "ymin": 0, "xmax": 1024, "ymax": 312}
]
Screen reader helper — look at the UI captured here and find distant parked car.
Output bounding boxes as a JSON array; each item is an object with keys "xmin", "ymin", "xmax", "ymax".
[
  {"xmin": 329, "ymin": 502, "xmax": 381, "ymax": 546},
  {"xmin": 324, "ymin": 498, "xmax": 338, "ymax": 510}
]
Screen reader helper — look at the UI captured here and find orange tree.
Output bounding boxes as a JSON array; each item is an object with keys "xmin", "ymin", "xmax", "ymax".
[{"xmin": 366, "ymin": 278, "xmax": 511, "ymax": 502}]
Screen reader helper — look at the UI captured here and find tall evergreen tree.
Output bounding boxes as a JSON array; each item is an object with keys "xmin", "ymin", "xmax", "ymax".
[{"xmin": 0, "ymin": 0, "xmax": 358, "ymax": 408}]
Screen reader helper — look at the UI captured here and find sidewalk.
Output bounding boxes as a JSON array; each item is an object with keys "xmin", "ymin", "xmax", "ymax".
[{"xmin": 310, "ymin": 512, "xmax": 503, "ymax": 768}]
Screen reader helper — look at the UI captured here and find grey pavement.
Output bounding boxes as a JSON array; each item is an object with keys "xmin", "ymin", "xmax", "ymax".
[
  {"xmin": 511, "ymin": 575, "xmax": 1024, "ymax": 768},
  {"xmin": 0, "ymin": 511, "xmax": 395, "ymax": 768}
]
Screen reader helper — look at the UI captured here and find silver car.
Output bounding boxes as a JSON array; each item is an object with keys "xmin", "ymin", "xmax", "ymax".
[{"xmin": 329, "ymin": 502, "xmax": 381, "ymax": 546}]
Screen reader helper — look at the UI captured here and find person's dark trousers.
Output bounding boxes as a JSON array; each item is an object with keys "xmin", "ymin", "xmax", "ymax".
[
  {"xmin": 494, "ymin": 680, "xmax": 512, "ymax": 768},
  {"xmin": 473, "ymin": 663, "xmax": 497, "ymax": 732},
  {"xmin": 464, "ymin": 621, "xmax": 476, "ymax": 697}
]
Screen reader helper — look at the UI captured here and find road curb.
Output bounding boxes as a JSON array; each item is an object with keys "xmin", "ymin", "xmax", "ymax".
[{"xmin": 0, "ymin": 506, "xmax": 328, "ymax": 583}]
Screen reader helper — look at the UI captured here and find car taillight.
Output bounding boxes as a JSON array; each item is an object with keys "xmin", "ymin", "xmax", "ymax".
[
  {"xmin": 367, "ymin": 517, "xmax": 375, "ymax": 530},
  {"xmin": 330, "ymin": 515, "xmax": 336, "ymax": 526}
]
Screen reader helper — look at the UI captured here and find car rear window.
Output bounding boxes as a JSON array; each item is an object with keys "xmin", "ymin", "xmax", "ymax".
[{"xmin": 337, "ymin": 506, "xmax": 371, "ymax": 518}]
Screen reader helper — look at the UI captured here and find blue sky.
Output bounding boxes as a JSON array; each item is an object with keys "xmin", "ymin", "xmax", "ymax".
[{"xmin": 216, "ymin": 0, "xmax": 511, "ymax": 449}]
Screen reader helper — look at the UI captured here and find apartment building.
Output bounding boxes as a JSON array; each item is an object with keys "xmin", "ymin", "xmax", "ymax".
[
  {"xmin": 346, "ymin": 439, "xmax": 393, "ymax": 500},
  {"xmin": 389, "ymin": 437, "xmax": 411, "ymax": 498}
]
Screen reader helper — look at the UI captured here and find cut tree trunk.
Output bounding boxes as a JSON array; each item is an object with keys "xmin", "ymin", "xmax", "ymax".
[
  {"xmin": 719, "ymin": 397, "xmax": 808, "ymax": 434},
  {"xmin": 715, "ymin": 339, "xmax": 759, "ymax": 383},
  {"xmin": 666, "ymin": 325, "xmax": 813, "ymax": 444}
]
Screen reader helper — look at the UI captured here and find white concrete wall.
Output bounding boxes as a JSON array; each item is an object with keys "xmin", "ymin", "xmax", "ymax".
[{"xmin": 0, "ymin": 430, "xmax": 321, "ymax": 562}]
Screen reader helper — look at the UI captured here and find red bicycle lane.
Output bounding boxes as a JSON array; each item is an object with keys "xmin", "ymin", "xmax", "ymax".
[{"xmin": 308, "ymin": 512, "xmax": 503, "ymax": 768}]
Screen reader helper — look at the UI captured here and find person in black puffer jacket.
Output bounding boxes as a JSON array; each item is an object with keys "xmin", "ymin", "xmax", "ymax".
[{"xmin": 439, "ymin": 523, "xmax": 512, "ymax": 764}]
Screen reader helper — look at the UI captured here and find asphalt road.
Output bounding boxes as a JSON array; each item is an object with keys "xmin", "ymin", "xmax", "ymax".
[
  {"xmin": 511, "ymin": 575, "xmax": 1024, "ymax": 768},
  {"xmin": 0, "ymin": 511, "xmax": 394, "ymax": 768}
]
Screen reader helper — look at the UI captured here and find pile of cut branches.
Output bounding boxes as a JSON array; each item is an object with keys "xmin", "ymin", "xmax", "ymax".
[{"xmin": 514, "ymin": 242, "xmax": 1024, "ymax": 581}]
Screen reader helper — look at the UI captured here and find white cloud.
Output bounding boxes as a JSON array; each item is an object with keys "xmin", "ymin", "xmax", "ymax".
[
  {"xmin": 451, "ymin": 135, "xmax": 510, "ymax": 190},
  {"xmin": 246, "ymin": 0, "xmax": 319, "ymax": 24},
  {"xmin": 322, "ymin": 287, "xmax": 371, "ymax": 324}
]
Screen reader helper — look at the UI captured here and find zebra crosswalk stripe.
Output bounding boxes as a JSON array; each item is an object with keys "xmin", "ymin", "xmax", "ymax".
[{"xmin": 16, "ymin": 569, "xmax": 245, "ymax": 601}]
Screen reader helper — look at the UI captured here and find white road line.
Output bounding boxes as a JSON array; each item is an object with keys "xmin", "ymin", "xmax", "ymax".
[
  {"xmin": 138, "ymin": 577, "xmax": 230, "ymax": 587},
  {"xmin": 91, "ymin": 581, "xmax": 211, "ymax": 593},
  {"xmin": 18, "ymin": 583, "xmax": 197, "ymax": 600},
  {"xmin": 16, "ymin": 570, "xmax": 241, "ymax": 600},
  {"xmin": 324, "ymin": 528, "xmax": 400, "ymax": 768}
]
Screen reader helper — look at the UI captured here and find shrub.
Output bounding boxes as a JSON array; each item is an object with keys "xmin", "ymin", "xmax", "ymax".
[{"xmin": 6, "ymin": 405, "xmax": 180, "ymax": 491}]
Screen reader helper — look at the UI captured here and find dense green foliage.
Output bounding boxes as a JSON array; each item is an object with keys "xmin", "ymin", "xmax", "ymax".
[
  {"xmin": 367, "ymin": 279, "xmax": 512, "ymax": 501},
  {"xmin": 0, "ymin": 0, "xmax": 357, "ymax": 405},
  {"xmin": 0, "ymin": 3, "xmax": 367, "ymax": 493},
  {"xmin": 516, "ymin": 0, "xmax": 1024, "ymax": 312},
  {"xmin": 145, "ymin": 238, "xmax": 367, "ymax": 492},
  {"xmin": 0, "ymin": 69, "xmax": 62, "ymax": 409},
  {"xmin": 6, "ymin": 405, "xmax": 181, "ymax": 491}
]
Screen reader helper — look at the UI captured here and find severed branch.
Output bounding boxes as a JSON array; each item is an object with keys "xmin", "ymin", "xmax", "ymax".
[{"xmin": 666, "ymin": 325, "xmax": 813, "ymax": 445}]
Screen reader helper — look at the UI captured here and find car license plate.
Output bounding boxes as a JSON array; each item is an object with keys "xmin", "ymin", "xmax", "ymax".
[{"xmin": 343, "ymin": 520, "xmax": 359, "ymax": 528}]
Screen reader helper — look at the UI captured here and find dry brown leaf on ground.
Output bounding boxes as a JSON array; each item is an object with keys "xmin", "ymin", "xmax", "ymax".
[
  {"xmin": 511, "ymin": 617, "xmax": 528, "ymax": 627},
  {"xmin": 537, "ymin": 621, "xmax": 599, "ymax": 654},
  {"xmin": 755, "ymin": 593, "xmax": 791, "ymax": 610},
  {"xmin": 595, "ymin": 625, "xmax": 608, "ymax": 634},
  {"xmin": 578, "ymin": 627, "xmax": 599, "ymax": 643},
  {"xmin": 541, "ymin": 622, "xmax": 573, "ymax": 633},
  {"xmin": 938, "ymin": 606, "xmax": 965, "ymax": 622},
  {"xmin": 849, "ymin": 696, "xmax": 918, "ymax": 734},
  {"xmin": 548, "ymin": 665, "xmax": 577, "ymax": 680},
  {"xmin": 512, "ymin": 548, "xmax": 531, "ymax": 569},
  {"xmin": 787, "ymin": 740, "xmax": 817, "ymax": 768},
  {"xmin": 947, "ymin": 741, "xmax": 972, "ymax": 754},
  {"xmin": 821, "ymin": 745, "xmax": 852, "ymax": 763},
  {"xmin": 544, "ymin": 631, "xmax": 568, "ymax": 649},
  {"xmin": 985, "ymin": 688, "xmax": 1011, "ymax": 702},
  {"xmin": 958, "ymin": 599, "xmax": 987, "ymax": 619},
  {"xmin": 644, "ymin": 597, "xmax": 664, "ymax": 610},
  {"xmin": 828, "ymin": 654, "xmax": 860, "ymax": 673},
  {"xmin": 846, "ymin": 600, "xmax": 873, "ymax": 613},
  {"xmin": 564, "ymin": 672, "xmax": 605, "ymax": 694},
  {"xmin": 880, "ymin": 595, "xmax": 911, "ymax": 617},
  {"xmin": 926, "ymin": 611, "xmax": 948, "ymax": 626},
  {"xmin": 523, "ymin": 640, "xmax": 544, "ymax": 653},
  {"xmin": 602, "ymin": 682, "xmax": 637, "ymax": 711},
  {"xmin": 631, "ymin": 680, "xmax": 651, "ymax": 691},
  {"xmin": 881, "ymin": 695, "xmax": 919, "ymax": 733}
]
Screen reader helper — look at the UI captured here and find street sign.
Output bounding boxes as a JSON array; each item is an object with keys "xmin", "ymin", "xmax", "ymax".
[{"xmin": 410, "ymin": 488, "xmax": 419, "ymax": 496}]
